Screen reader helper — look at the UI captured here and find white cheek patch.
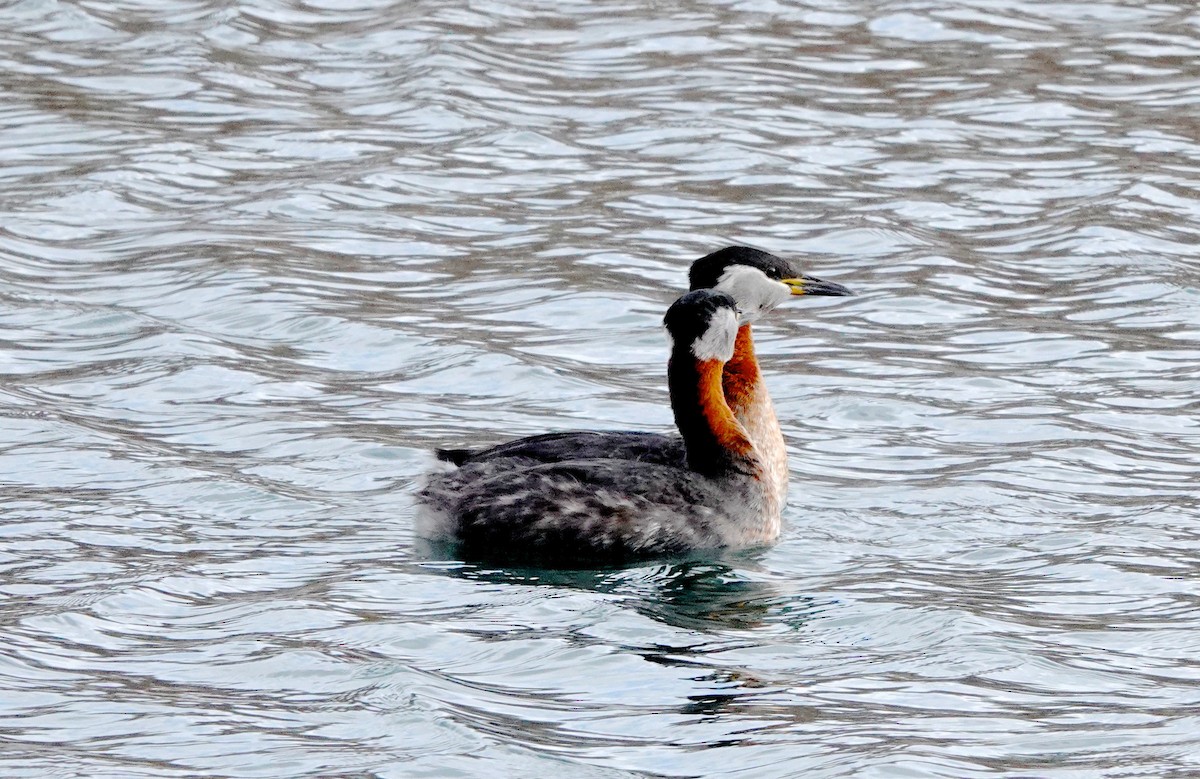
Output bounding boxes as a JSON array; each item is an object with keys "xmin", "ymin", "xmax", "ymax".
[
  {"xmin": 691, "ymin": 308, "xmax": 738, "ymax": 362},
  {"xmin": 715, "ymin": 265, "xmax": 792, "ymax": 323}
]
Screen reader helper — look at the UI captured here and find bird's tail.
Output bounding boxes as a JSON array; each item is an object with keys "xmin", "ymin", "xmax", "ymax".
[{"xmin": 435, "ymin": 448, "xmax": 473, "ymax": 466}]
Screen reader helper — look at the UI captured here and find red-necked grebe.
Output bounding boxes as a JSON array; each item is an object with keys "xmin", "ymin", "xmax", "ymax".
[
  {"xmin": 433, "ymin": 246, "xmax": 852, "ymax": 516},
  {"xmin": 418, "ymin": 290, "xmax": 775, "ymax": 563}
]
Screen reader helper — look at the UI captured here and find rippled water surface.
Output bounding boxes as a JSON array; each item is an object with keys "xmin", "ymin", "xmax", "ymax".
[{"xmin": 3, "ymin": 1, "xmax": 1200, "ymax": 776}]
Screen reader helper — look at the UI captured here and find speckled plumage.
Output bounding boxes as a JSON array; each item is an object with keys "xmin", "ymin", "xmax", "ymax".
[{"xmin": 418, "ymin": 457, "xmax": 767, "ymax": 565}]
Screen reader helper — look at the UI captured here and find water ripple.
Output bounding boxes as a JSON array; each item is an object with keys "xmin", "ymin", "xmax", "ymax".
[{"xmin": 2, "ymin": 0, "xmax": 1200, "ymax": 776}]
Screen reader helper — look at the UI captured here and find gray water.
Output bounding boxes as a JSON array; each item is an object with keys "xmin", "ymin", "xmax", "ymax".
[{"xmin": 3, "ymin": 1, "xmax": 1200, "ymax": 777}]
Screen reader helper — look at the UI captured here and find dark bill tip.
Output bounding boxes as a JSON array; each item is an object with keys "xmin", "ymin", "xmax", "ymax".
[{"xmin": 782, "ymin": 275, "xmax": 853, "ymax": 297}]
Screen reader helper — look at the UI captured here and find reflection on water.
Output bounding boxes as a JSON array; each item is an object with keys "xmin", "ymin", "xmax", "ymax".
[
  {"xmin": 3, "ymin": 0, "xmax": 1200, "ymax": 776},
  {"xmin": 420, "ymin": 553, "xmax": 819, "ymax": 632}
]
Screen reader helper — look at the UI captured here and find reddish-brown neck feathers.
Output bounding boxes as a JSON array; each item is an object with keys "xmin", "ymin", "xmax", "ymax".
[
  {"xmin": 696, "ymin": 358, "xmax": 755, "ymax": 460},
  {"xmin": 722, "ymin": 324, "xmax": 762, "ymax": 417}
]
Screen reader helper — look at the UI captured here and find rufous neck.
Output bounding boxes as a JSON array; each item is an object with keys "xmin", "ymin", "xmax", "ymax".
[
  {"xmin": 722, "ymin": 323, "xmax": 763, "ymax": 416},
  {"xmin": 668, "ymin": 349, "xmax": 756, "ymax": 477}
]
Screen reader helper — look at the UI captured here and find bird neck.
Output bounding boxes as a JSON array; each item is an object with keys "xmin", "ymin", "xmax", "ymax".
[
  {"xmin": 723, "ymin": 323, "xmax": 788, "ymax": 515},
  {"xmin": 669, "ymin": 350, "xmax": 757, "ymax": 477},
  {"xmin": 722, "ymin": 324, "xmax": 762, "ymax": 417}
]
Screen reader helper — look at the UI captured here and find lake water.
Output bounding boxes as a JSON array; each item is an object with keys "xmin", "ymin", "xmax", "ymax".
[{"xmin": 3, "ymin": 1, "xmax": 1200, "ymax": 776}]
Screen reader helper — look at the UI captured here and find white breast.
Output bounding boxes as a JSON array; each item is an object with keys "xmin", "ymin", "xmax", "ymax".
[{"xmin": 737, "ymin": 385, "xmax": 787, "ymax": 541}]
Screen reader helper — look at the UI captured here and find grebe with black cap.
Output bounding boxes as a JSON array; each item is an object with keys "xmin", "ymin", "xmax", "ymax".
[{"xmin": 432, "ymin": 246, "xmax": 852, "ymax": 517}]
